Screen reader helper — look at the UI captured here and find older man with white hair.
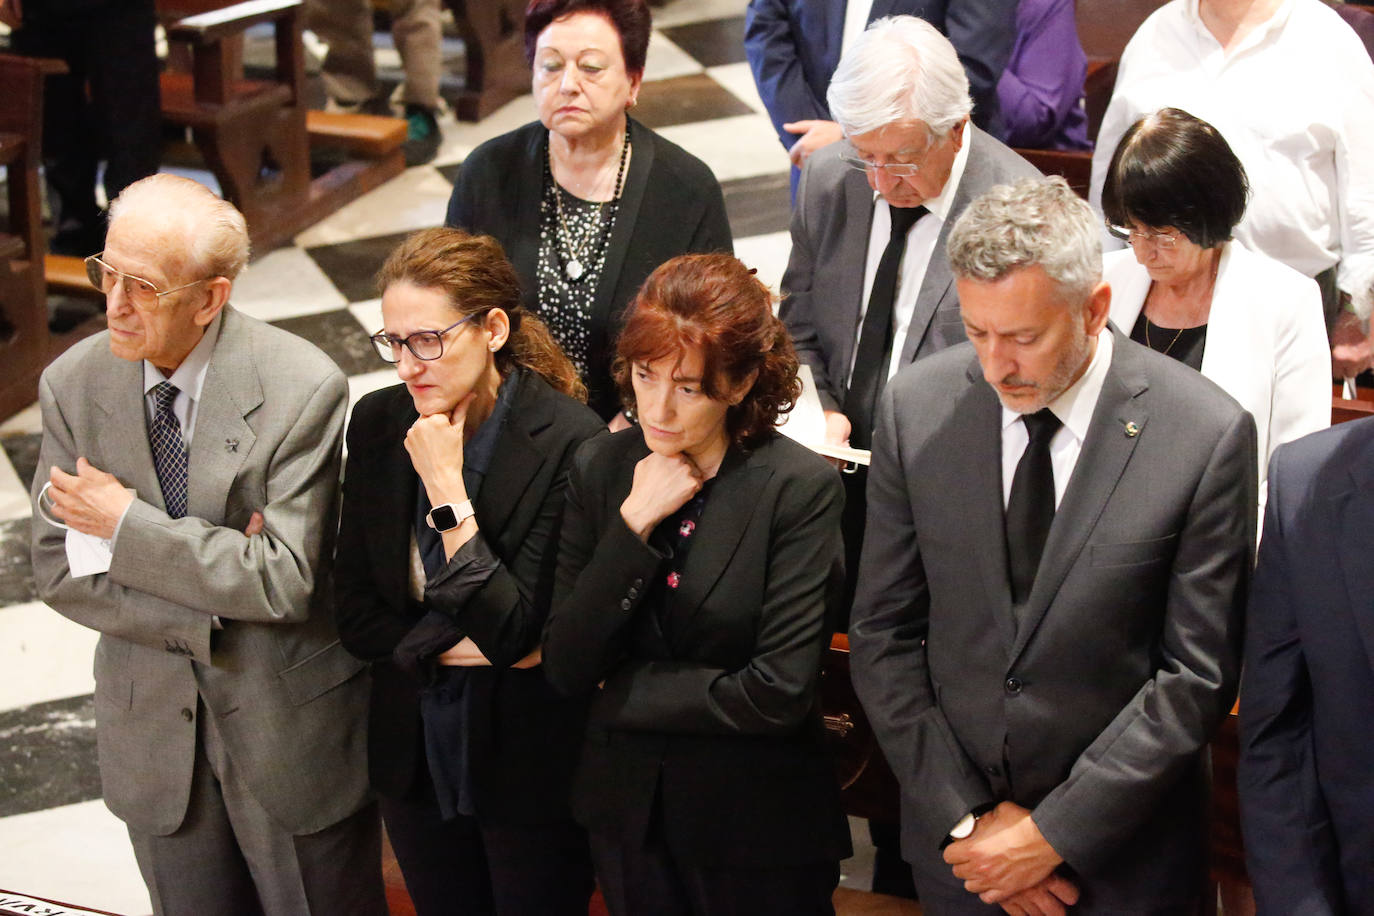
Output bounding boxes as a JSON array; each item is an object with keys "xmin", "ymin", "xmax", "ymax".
[
  {"xmin": 851, "ymin": 176, "xmax": 1255, "ymax": 914},
  {"xmin": 29, "ymin": 174, "xmax": 385, "ymax": 915}
]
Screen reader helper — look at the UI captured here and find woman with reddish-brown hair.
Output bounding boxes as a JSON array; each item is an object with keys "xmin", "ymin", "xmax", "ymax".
[
  {"xmin": 542, "ymin": 253, "xmax": 852, "ymax": 915},
  {"xmin": 444, "ymin": 0, "xmax": 731, "ymax": 424}
]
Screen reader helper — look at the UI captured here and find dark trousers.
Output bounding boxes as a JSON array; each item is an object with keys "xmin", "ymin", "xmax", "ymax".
[
  {"xmin": 589, "ymin": 829, "xmax": 839, "ymax": 916},
  {"xmin": 13, "ymin": 0, "xmax": 161, "ymax": 252},
  {"xmin": 381, "ymin": 787, "xmax": 594, "ymax": 916}
]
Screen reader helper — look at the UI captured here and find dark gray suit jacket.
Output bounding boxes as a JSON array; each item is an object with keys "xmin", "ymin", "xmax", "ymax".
[
  {"xmin": 30, "ymin": 307, "xmax": 369, "ymax": 837},
  {"xmin": 780, "ymin": 127, "xmax": 1040, "ymax": 412},
  {"xmin": 850, "ymin": 330, "xmax": 1256, "ymax": 909},
  {"xmin": 1239, "ymin": 418, "xmax": 1374, "ymax": 915}
]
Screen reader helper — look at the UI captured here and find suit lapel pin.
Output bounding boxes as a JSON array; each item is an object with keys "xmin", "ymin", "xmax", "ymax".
[
  {"xmin": 1123, "ymin": 421, "xmax": 1141, "ymax": 438},
  {"xmin": 225, "ymin": 438, "xmax": 239, "ymax": 453}
]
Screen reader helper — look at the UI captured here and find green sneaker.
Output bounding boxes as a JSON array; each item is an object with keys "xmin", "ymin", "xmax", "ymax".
[{"xmin": 402, "ymin": 105, "xmax": 441, "ymax": 167}]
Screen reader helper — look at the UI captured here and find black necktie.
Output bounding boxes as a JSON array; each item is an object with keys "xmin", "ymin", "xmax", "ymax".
[
  {"xmin": 1005, "ymin": 409, "xmax": 1062, "ymax": 605},
  {"xmin": 148, "ymin": 381, "xmax": 189, "ymax": 519},
  {"xmin": 843, "ymin": 203, "xmax": 927, "ymax": 449}
]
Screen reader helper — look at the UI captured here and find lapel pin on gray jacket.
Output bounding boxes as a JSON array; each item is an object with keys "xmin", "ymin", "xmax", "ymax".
[
  {"xmin": 1124, "ymin": 421, "xmax": 1141, "ymax": 438},
  {"xmin": 225, "ymin": 438, "xmax": 239, "ymax": 453}
]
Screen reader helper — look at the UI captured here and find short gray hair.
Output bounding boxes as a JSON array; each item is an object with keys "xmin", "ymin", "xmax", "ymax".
[
  {"xmin": 827, "ymin": 16, "xmax": 973, "ymax": 138},
  {"xmin": 109, "ymin": 174, "xmax": 250, "ymax": 281},
  {"xmin": 947, "ymin": 177, "xmax": 1102, "ymax": 304}
]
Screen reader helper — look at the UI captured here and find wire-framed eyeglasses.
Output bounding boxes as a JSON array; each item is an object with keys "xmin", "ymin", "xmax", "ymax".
[
  {"xmin": 85, "ymin": 254, "xmax": 213, "ymax": 308},
  {"xmin": 836, "ymin": 132, "xmax": 937, "ymax": 177},
  {"xmin": 1106, "ymin": 225, "xmax": 1180, "ymax": 250},
  {"xmin": 370, "ymin": 314, "xmax": 480, "ymax": 363}
]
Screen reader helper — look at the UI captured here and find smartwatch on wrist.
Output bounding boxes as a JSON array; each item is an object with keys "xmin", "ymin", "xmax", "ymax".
[
  {"xmin": 426, "ymin": 500, "xmax": 474, "ymax": 532},
  {"xmin": 949, "ymin": 812, "xmax": 978, "ymax": 840}
]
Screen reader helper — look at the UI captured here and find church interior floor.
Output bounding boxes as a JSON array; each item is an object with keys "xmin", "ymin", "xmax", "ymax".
[{"xmin": 0, "ymin": 0, "xmax": 927, "ymax": 912}]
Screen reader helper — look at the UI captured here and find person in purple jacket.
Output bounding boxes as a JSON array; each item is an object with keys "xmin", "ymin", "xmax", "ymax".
[{"xmin": 997, "ymin": 0, "xmax": 1092, "ymax": 151}]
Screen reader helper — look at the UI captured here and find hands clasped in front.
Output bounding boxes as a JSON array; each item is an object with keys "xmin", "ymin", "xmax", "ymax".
[
  {"xmin": 943, "ymin": 801, "xmax": 1078, "ymax": 916},
  {"xmin": 619, "ymin": 451, "xmax": 703, "ymax": 542}
]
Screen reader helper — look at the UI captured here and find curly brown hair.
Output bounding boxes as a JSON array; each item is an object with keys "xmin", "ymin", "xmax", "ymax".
[
  {"xmin": 614, "ymin": 254, "xmax": 800, "ymax": 447},
  {"xmin": 377, "ymin": 228, "xmax": 586, "ymax": 401}
]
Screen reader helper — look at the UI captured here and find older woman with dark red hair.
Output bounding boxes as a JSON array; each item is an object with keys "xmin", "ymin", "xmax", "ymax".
[
  {"xmin": 445, "ymin": 0, "xmax": 733, "ymax": 424},
  {"xmin": 542, "ymin": 253, "xmax": 852, "ymax": 915}
]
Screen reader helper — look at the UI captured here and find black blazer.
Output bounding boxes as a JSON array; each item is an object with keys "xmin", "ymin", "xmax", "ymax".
[
  {"xmin": 444, "ymin": 118, "xmax": 734, "ymax": 420},
  {"xmin": 334, "ymin": 371, "xmax": 605, "ymax": 824},
  {"xmin": 542, "ymin": 430, "xmax": 852, "ymax": 868}
]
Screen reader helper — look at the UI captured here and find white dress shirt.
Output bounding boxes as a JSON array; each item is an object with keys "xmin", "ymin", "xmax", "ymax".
[
  {"xmin": 847, "ymin": 126, "xmax": 973, "ymax": 386},
  {"xmin": 1090, "ymin": 0, "xmax": 1374, "ymax": 316},
  {"xmin": 1000, "ymin": 330, "xmax": 1114, "ymax": 509},
  {"xmin": 842, "ymin": 0, "xmax": 876, "ymax": 56},
  {"xmin": 141, "ymin": 312, "xmax": 222, "ymax": 445}
]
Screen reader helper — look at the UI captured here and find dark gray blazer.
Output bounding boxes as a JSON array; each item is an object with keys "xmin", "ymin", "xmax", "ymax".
[
  {"xmin": 850, "ymin": 330, "xmax": 1256, "ymax": 909},
  {"xmin": 29, "ymin": 306, "xmax": 369, "ymax": 837},
  {"xmin": 780, "ymin": 126, "xmax": 1040, "ymax": 412},
  {"xmin": 445, "ymin": 118, "xmax": 733, "ymax": 420},
  {"xmin": 1239, "ymin": 417, "xmax": 1374, "ymax": 915}
]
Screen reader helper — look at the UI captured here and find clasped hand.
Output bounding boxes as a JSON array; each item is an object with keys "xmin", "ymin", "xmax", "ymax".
[
  {"xmin": 943, "ymin": 801, "xmax": 1077, "ymax": 916},
  {"xmin": 619, "ymin": 451, "xmax": 703, "ymax": 541},
  {"xmin": 45, "ymin": 458, "xmax": 135, "ymax": 540}
]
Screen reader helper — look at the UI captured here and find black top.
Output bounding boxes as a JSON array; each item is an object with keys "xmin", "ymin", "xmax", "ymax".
[
  {"xmin": 334, "ymin": 370, "xmax": 605, "ymax": 823},
  {"xmin": 1130, "ymin": 313, "xmax": 1208, "ymax": 372},
  {"xmin": 445, "ymin": 118, "xmax": 734, "ymax": 420}
]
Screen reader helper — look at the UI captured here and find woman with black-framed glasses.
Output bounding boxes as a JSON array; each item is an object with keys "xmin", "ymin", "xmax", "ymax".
[{"xmin": 335, "ymin": 227, "xmax": 604, "ymax": 915}]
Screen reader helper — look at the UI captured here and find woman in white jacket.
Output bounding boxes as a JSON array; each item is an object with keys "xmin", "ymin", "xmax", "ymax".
[{"xmin": 1100, "ymin": 107, "xmax": 1330, "ymax": 531}]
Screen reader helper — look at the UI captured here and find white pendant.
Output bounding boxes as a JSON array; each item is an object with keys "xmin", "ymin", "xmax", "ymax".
[{"xmin": 566, "ymin": 258, "xmax": 584, "ymax": 281}]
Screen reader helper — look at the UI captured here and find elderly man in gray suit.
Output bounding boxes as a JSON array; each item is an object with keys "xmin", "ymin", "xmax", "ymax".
[
  {"xmin": 780, "ymin": 15, "xmax": 1040, "ymax": 622},
  {"xmin": 850, "ymin": 177, "xmax": 1256, "ymax": 914},
  {"xmin": 29, "ymin": 175, "xmax": 384, "ymax": 915}
]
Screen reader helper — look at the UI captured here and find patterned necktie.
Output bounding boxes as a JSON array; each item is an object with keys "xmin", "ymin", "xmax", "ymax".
[
  {"xmin": 1005, "ymin": 408, "xmax": 1062, "ymax": 606},
  {"xmin": 149, "ymin": 381, "xmax": 189, "ymax": 518},
  {"xmin": 843, "ymin": 203, "xmax": 928, "ymax": 450}
]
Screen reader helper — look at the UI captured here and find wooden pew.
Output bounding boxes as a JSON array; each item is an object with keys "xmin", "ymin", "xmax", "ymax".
[
  {"xmin": 156, "ymin": 0, "xmax": 406, "ymax": 255},
  {"xmin": 444, "ymin": 0, "xmax": 530, "ymax": 122}
]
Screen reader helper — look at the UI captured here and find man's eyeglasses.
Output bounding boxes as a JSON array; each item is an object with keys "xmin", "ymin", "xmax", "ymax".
[
  {"xmin": 837, "ymin": 133, "xmax": 937, "ymax": 177},
  {"xmin": 85, "ymin": 254, "xmax": 213, "ymax": 308},
  {"xmin": 370, "ymin": 314, "xmax": 480, "ymax": 363},
  {"xmin": 1106, "ymin": 225, "xmax": 1180, "ymax": 250}
]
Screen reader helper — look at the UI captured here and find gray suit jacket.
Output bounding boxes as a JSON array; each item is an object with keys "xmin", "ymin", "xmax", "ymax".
[
  {"xmin": 779, "ymin": 126, "xmax": 1040, "ymax": 412},
  {"xmin": 30, "ymin": 306, "xmax": 369, "ymax": 837},
  {"xmin": 850, "ymin": 330, "xmax": 1256, "ymax": 908}
]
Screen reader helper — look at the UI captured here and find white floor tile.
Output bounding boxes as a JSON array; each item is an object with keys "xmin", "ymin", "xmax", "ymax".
[
  {"xmin": 292, "ymin": 165, "xmax": 453, "ymax": 249},
  {"xmin": 230, "ymin": 247, "xmax": 349, "ymax": 323},
  {"xmin": 707, "ymin": 61, "xmax": 771, "ymax": 116},
  {"xmin": 651, "ymin": 0, "xmax": 748, "ymax": 28},
  {"xmin": 347, "ymin": 299, "xmax": 384, "ymax": 337},
  {"xmin": 658, "ymin": 114, "xmax": 792, "ymax": 182},
  {"xmin": 432, "ymin": 95, "xmax": 540, "ymax": 168},
  {"xmin": 0, "ymin": 799, "xmax": 150, "ymax": 916},
  {"xmin": 733, "ymin": 230, "xmax": 793, "ymax": 296},
  {"xmin": 0, "ymin": 602, "xmax": 98, "ymax": 714},
  {"xmin": 347, "ymin": 370, "xmax": 401, "ymax": 414},
  {"xmin": 0, "ymin": 448, "xmax": 31, "ymax": 524},
  {"xmin": 0, "ymin": 404, "xmax": 41, "ymax": 437},
  {"xmin": 643, "ymin": 32, "xmax": 705, "ymax": 83}
]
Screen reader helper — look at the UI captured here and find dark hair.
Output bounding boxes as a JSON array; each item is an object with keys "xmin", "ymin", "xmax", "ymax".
[
  {"xmin": 523, "ymin": 0, "xmax": 651, "ymax": 77},
  {"xmin": 614, "ymin": 255, "xmax": 800, "ymax": 448},
  {"xmin": 1101, "ymin": 107, "xmax": 1249, "ymax": 249},
  {"xmin": 378, "ymin": 228, "xmax": 586, "ymax": 401}
]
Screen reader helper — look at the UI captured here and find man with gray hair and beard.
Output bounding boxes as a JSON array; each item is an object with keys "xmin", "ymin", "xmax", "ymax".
[
  {"xmin": 850, "ymin": 176, "xmax": 1255, "ymax": 914},
  {"xmin": 30, "ymin": 174, "xmax": 384, "ymax": 915}
]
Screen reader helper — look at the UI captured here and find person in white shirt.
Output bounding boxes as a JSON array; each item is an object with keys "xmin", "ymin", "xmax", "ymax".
[
  {"xmin": 1099, "ymin": 107, "xmax": 1330, "ymax": 530},
  {"xmin": 1090, "ymin": 0, "xmax": 1374, "ymax": 378}
]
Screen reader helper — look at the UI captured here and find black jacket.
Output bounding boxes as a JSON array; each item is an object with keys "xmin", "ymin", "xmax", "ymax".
[
  {"xmin": 445, "ymin": 118, "xmax": 734, "ymax": 420},
  {"xmin": 543, "ymin": 429, "xmax": 852, "ymax": 867},
  {"xmin": 334, "ymin": 371, "xmax": 604, "ymax": 824}
]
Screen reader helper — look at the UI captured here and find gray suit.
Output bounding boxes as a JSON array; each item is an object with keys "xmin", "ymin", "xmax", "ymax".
[
  {"xmin": 780, "ymin": 126, "xmax": 1040, "ymax": 412},
  {"xmin": 850, "ymin": 330, "xmax": 1256, "ymax": 911},
  {"xmin": 30, "ymin": 306, "xmax": 376, "ymax": 912}
]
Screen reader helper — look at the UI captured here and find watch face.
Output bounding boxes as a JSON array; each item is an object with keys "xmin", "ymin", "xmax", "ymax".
[{"xmin": 430, "ymin": 504, "xmax": 458, "ymax": 530}]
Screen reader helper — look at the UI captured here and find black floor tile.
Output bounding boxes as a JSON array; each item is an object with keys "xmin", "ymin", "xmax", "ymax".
[
  {"xmin": 2, "ymin": 433, "xmax": 41, "ymax": 494},
  {"xmin": 722, "ymin": 171, "xmax": 793, "ymax": 238},
  {"xmin": 659, "ymin": 16, "xmax": 749, "ymax": 68},
  {"xmin": 436, "ymin": 162, "xmax": 463, "ymax": 187},
  {"xmin": 0, "ymin": 694, "xmax": 100, "ymax": 819},
  {"xmin": 304, "ymin": 231, "xmax": 411, "ymax": 303},
  {"xmin": 270, "ymin": 309, "xmax": 389, "ymax": 377},
  {"xmin": 633, "ymin": 73, "xmax": 754, "ymax": 130},
  {"xmin": 0, "ymin": 518, "xmax": 35, "ymax": 607}
]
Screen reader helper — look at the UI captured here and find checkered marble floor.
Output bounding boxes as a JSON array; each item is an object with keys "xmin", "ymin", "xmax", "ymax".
[{"xmin": 0, "ymin": 3, "xmax": 858, "ymax": 911}]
